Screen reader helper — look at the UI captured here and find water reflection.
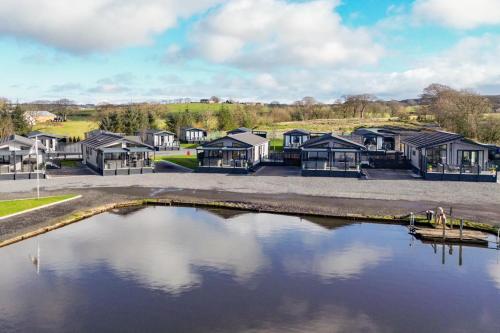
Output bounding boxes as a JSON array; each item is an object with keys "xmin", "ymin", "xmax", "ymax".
[{"xmin": 0, "ymin": 206, "xmax": 498, "ymax": 333}]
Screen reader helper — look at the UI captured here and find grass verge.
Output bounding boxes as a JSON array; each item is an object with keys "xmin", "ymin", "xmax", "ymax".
[
  {"xmin": 156, "ymin": 155, "xmax": 198, "ymax": 170},
  {"xmin": 0, "ymin": 195, "xmax": 78, "ymax": 218}
]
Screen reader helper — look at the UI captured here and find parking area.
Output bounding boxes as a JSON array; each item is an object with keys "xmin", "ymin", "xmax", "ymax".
[
  {"xmin": 253, "ymin": 165, "xmax": 302, "ymax": 177},
  {"xmin": 46, "ymin": 162, "xmax": 97, "ymax": 178}
]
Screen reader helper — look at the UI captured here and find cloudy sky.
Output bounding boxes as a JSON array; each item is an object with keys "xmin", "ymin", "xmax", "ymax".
[{"xmin": 1, "ymin": 0, "xmax": 500, "ymax": 103}]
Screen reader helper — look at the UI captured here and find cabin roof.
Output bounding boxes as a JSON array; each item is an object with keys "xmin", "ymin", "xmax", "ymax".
[
  {"xmin": 181, "ymin": 127, "xmax": 206, "ymax": 132},
  {"xmin": 203, "ymin": 132, "xmax": 268, "ymax": 148},
  {"xmin": 0, "ymin": 134, "xmax": 47, "ymax": 150},
  {"xmin": 402, "ymin": 131, "xmax": 464, "ymax": 149},
  {"xmin": 141, "ymin": 129, "xmax": 175, "ymax": 135},
  {"xmin": 284, "ymin": 129, "xmax": 311, "ymax": 136},
  {"xmin": 80, "ymin": 132, "xmax": 152, "ymax": 150},
  {"xmin": 26, "ymin": 131, "xmax": 64, "ymax": 139},
  {"xmin": 228, "ymin": 127, "xmax": 252, "ymax": 134},
  {"xmin": 302, "ymin": 133, "xmax": 366, "ymax": 150}
]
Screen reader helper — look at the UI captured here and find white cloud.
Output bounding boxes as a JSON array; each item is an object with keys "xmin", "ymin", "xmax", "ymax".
[
  {"xmin": 191, "ymin": 0, "xmax": 383, "ymax": 69},
  {"xmin": 0, "ymin": 0, "xmax": 224, "ymax": 53},
  {"xmin": 413, "ymin": 0, "xmax": 500, "ymax": 29}
]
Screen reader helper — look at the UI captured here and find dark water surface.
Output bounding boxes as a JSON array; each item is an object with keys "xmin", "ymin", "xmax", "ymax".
[{"xmin": 0, "ymin": 207, "xmax": 499, "ymax": 332}]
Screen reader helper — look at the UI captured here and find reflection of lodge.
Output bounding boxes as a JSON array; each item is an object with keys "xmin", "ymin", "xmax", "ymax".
[
  {"xmin": 402, "ymin": 131, "xmax": 497, "ymax": 182},
  {"xmin": 196, "ymin": 132, "xmax": 269, "ymax": 174},
  {"xmin": 301, "ymin": 134, "xmax": 366, "ymax": 177},
  {"xmin": 0, "ymin": 135, "xmax": 46, "ymax": 180},
  {"xmin": 80, "ymin": 132, "xmax": 155, "ymax": 176}
]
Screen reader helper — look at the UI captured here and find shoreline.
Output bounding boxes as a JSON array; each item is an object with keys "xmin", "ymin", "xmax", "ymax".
[{"xmin": 1, "ymin": 192, "xmax": 498, "ymax": 249}]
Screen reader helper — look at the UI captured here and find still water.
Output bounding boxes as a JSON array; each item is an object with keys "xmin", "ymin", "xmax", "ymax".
[{"xmin": 0, "ymin": 206, "xmax": 499, "ymax": 332}]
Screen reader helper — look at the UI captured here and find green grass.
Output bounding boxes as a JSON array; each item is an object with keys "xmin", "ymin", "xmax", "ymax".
[
  {"xmin": 269, "ymin": 138, "xmax": 284, "ymax": 151},
  {"xmin": 156, "ymin": 155, "xmax": 198, "ymax": 170},
  {"xmin": 60, "ymin": 160, "xmax": 80, "ymax": 168},
  {"xmin": 0, "ymin": 195, "xmax": 78, "ymax": 218},
  {"xmin": 180, "ymin": 143, "xmax": 199, "ymax": 149},
  {"xmin": 34, "ymin": 120, "xmax": 98, "ymax": 139}
]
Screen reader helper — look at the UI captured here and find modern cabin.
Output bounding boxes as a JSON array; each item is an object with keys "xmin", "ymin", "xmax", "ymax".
[
  {"xmin": 27, "ymin": 131, "xmax": 64, "ymax": 153},
  {"xmin": 137, "ymin": 130, "xmax": 179, "ymax": 151},
  {"xmin": 80, "ymin": 133, "xmax": 155, "ymax": 176},
  {"xmin": 196, "ymin": 132, "xmax": 269, "ymax": 173},
  {"xmin": 283, "ymin": 129, "xmax": 311, "ymax": 165},
  {"xmin": 180, "ymin": 128, "xmax": 208, "ymax": 143},
  {"xmin": 301, "ymin": 133, "xmax": 366, "ymax": 177},
  {"xmin": 227, "ymin": 127, "xmax": 268, "ymax": 139},
  {"xmin": 352, "ymin": 128, "xmax": 411, "ymax": 169},
  {"xmin": 0, "ymin": 135, "xmax": 46, "ymax": 180},
  {"xmin": 402, "ymin": 130, "xmax": 497, "ymax": 182}
]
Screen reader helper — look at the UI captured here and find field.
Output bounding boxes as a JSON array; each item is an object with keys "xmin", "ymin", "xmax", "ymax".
[
  {"xmin": 34, "ymin": 120, "xmax": 98, "ymax": 139},
  {"xmin": 261, "ymin": 118, "xmax": 422, "ymax": 136},
  {"xmin": 156, "ymin": 155, "xmax": 198, "ymax": 170},
  {"xmin": 159, "ymin": 103, "xmax": 240, "ymax": 113},
  {"xmin": 0, "ymin": 195, "xmax": 77, "ymax": 218}
]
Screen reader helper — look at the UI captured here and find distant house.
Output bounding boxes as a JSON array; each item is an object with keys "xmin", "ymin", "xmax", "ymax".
[
  {"xmin": 196, "ymin": 132, "xmax": 269, "ymax": 173},
  {"xmin": 180, "ymin": 128, "xmax": 208, "ymax": 143},
  {"xmin": 301, "ymin": 133, "xmax": 366, "ymax": 177},
  {"xmin": 200, "ymin": 99, "xmax": 210, "ymax": 104},
  {"xmin": 80, "ymin": 132, "xmax": 155, "ymax": 176},
  {"xmin": 27, "ymin": 131, "xmax": 64, "ymax": 153},
  {"xmin": 0, "ymin": 135, "xmax": 46, "ymax": 180},
  {"xmin": 24, "ymin": 111, "xmax": 57, "ymax": 125},
  {"xmin": 227, "ymin": 127, "xmax": 268, "ymax": 139},
  {"xmin": 137, "ymin": 129, "xmax": 179, "ymax": 151},
  {"xmin": 402, "ymin": 130, "xmax": 497, "ymax": 182}
]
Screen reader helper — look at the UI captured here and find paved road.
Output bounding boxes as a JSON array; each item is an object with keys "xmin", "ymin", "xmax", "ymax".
[{"xmin": 2, "ymin": 172, "xmax": 499, "ymax": 208}]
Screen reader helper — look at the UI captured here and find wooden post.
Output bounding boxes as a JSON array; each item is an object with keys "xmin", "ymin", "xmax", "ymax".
[
  {"xmin": 460, "ymin": 219, "xmax": 464, "ymax": 241},
  {"xmin": 449, "ymin": 207, "xmax": 453, "ymax": 230},
  {"xmin": 442, "ymin": 214, "xmax": 446, "ymax": 240}
]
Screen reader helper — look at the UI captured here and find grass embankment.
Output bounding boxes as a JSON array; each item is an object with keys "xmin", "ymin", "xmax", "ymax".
[
  {"xmin": 0, "ymin": 195, "xmax": 78, "ymax": 218},
  {"xmin": 60, "ymin": 160, "xmax": 80, "ymax": 168},
  {"xmin": 263, "ymin": 118, "xmax": 422, "ymax": 134},
  {"xmin": 34, "ymin": 120, "xmax": 98, "ymax": 139},
  {"xmin": 156, "ymin": 155, "xmax": 198, "ymax": 170}
]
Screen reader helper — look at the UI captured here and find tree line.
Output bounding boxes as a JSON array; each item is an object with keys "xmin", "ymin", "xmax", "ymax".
[{"xmin": 0, "ymin": 99, "xmax": 31, "ymax": 137}]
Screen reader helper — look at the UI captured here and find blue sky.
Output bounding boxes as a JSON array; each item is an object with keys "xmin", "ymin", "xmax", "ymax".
[{"xmin": 0, "ymin": 0, "xmax": 500, "ymax": 103}]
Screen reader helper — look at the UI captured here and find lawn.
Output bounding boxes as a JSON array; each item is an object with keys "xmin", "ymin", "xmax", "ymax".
[
  {"xmin": 34, "ymin": 120, "xmax": 98, "ymax": 139},
  {"xmin": 156, "ymin": 155, "xmax": 198, "ymax": 170},
  {"xmin": 269, "ymin": 138, "xmax": 283, "ymax": 151},
  {"xmin": 60, "ymin": 160, "xmax": 80, "ymax": 168},
  {"xmin": 0, "ymin": 195, "xmax": 78, "ymax": 218},
  {"xmin": 159, "ymin": 103, "xmax": 240, "ymax": 113},
  {"xmin": 180, "ymin": 143, "xmax": 200, "ymax": 149}
]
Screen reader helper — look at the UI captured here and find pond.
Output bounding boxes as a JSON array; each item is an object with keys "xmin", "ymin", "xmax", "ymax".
[{"xmin": 0, "ymin": 206, "xmax": 499, "ymax": 332}]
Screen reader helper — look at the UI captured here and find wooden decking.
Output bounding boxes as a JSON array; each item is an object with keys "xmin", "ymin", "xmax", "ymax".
[{"xmin": 411, "ymin": 226, "xmax": 489, "ymax": 245}]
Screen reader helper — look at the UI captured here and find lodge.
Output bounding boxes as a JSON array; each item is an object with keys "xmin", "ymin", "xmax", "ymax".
[
  {"xmin": 402, "ymin": 130, "xmax": 497, "ymax": 182},
  {"xmin": 301, "ymin": 133, "xmax": 366, "ymax": 177},
  {"xmin": 0, "ymin": 135, "xmax": 46, "ymax": 180},
  {"xmin": 180, "ymin": 127, "xmax": 208, "ymax": 143},
  {"xmin": 137, "ymin": 129, "xmax": 179, "ymax": 151},
  {"xmin": 80, "ymin": 132, "xmax": 155, "ymax": 176},
  {"xmin": 27, "ymin": 131, "xmax": 64, "ymax": 153},
  {"xmin": 196, "ymin": 132, "xmax": 269, "ymax": 174}
]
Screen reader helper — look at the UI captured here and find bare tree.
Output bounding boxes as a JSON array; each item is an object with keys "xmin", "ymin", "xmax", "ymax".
[
  {"xmin": 301, "ymin": 96, "xmax": 317, "ymax": 106},
  {"xmin": 344, "ymin": 94, "xmax": 377, "ymax": 118}
]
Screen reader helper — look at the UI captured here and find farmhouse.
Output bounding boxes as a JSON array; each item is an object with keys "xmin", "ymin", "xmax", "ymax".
[
  {"xmin": 180, "ymin": 127, "xmax": 208, "ymax": 143},
  {"xmin": 80, "ymin": 132, "xmax": 155, "ymax": 176},
  {"xmin": 301, "ymin": 133, "xmax": 366, "ymax": 177},
  {"xmin": 0, "ymin": 135, "xmax": 46, "ymax": 180},
  {"xmin": 196, "ymin": 132, "xmax": 269, "ymax": 173},
  {"xmin": 24, "ymin": 111, "xmax": 57, "ymax": 125},
  {"xmin": 137, "ymin": 129, "xmax": 179, "ymax": 151},
  {"xmin": 402, "ymin": 130, "xmax": 497, "ymax": 182}
]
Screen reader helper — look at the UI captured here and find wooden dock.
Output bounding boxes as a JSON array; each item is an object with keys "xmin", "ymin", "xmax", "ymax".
[{"xmin": 411, "ymin": 227, "xmax": 489, "ymax": 246}]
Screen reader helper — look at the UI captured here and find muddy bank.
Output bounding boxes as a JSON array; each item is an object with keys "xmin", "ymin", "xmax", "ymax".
[{"xmin": 1, "ymin": 186, "xmax": 499, "ymax": 247}]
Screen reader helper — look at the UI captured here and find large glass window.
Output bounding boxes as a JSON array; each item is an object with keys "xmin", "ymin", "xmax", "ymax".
[
  {"xmin": 459, "ymin": 150, "xmax": 482, "ymax": 166},
  {"xmin": 426, "ymin": 145, "xmax": 447, "ymax": 165}
]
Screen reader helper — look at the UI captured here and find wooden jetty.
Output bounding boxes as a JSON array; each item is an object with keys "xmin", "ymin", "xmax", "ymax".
[{"xmin": 411, "ymin": 226, "xmax": 489, "ymax": 246}]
